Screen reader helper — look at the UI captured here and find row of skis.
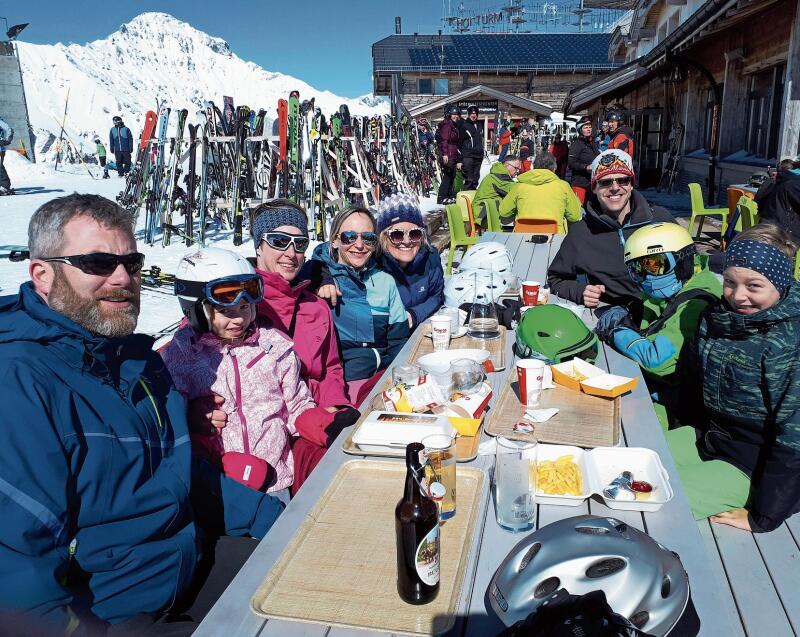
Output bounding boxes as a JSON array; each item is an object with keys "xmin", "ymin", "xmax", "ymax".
[{"xmin": 117, "ymin": 93, "xmax": 441, "ymax": 246}]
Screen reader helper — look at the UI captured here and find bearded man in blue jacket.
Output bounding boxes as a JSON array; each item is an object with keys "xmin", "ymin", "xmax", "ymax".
[{"xmin": 0, "ymin": 194, "xmax": 284, "ymax": 636}]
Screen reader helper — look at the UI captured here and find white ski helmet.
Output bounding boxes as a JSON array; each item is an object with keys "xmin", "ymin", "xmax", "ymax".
[
  {"xmin": 458, "ymin": 241, "xmax": 513, "ymax": 275},
  {"xmin": 174, "ymin": 247, "xmax": 258, "ymax": 332},
  {"xmin": 445, "ymin": 268, "xmax": 510, "ymax": 308}
]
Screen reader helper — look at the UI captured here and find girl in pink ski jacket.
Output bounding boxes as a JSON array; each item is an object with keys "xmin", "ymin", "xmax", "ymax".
[{"xmin": 163, "ymin": 320, "xmax": 315, "ymax": 494}]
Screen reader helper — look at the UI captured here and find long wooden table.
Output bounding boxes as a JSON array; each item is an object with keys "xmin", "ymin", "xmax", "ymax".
[{"xmin": 196, "ymin": 232, "xmax": 785, "ymax": 637}]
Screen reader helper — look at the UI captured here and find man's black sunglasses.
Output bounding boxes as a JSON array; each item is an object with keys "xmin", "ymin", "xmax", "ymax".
[
  {"xmin": 261, "ymin": 232, "xmax": 310, "ymax": 253},
  {"xmin": 42, "ymin": 252, "xmax": 145, "ymax": 276}
]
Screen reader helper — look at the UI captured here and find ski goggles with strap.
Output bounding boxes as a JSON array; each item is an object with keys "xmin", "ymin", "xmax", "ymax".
[
  {"xmin": 386, "ymin": 228, "xmax": 424, "ymax": 245},
  {"xmin": 176, "ymin": 274, "xmax": 263, "ymax": 308},
  {"xmin": 261, "ymin": 231, "xmax": 310, "ymax": 253},
  {"xmin": 337, "ymin": 230, "xmax": 379, "ymax": 247},
  {"xmin": 628, "ymin": 253, "xmax": 675, "ymax": 280},
  {"xmin": 42, "ymin": 252, "xmax": 145, "ymax": 276}
]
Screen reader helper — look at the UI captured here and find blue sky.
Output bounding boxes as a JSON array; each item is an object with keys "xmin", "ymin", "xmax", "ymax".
[{"xmin": 6, "ymin": 1, "xmax": 447, "ymax": 97}]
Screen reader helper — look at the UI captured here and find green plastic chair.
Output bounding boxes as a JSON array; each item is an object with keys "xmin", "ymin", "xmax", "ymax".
[
  {"xmin": 445, "ymin": 201, "xmax": 478, "ymax": 274},
  {"xmin": 795, "ymin": 249, "xmax": 800, "ymax": 281},
  {"xmin": 688, "ymin": 183, "xmax": 729, "ymax": 240},
  {"xmin": 486, "ymin": 200, "xmax": 503, "ymax": 233},
  {"xmin": 736, "ymin": 196, "xmax": 759, "ymax": 231}
]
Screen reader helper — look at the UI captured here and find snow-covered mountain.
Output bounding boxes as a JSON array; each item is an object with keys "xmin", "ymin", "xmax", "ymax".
[{"xmin": 17, "ymin": 12, "xmax": 388, "ymax": 159}]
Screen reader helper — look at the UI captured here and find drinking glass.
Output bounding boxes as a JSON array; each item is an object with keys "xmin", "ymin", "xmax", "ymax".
[
  {"xmin": 494, "ymin": 437, "xmax": 537, "ymax": 532},
  {"xmin": 422, "ymin": 434, "xmax": 457, "ymax": 520}
]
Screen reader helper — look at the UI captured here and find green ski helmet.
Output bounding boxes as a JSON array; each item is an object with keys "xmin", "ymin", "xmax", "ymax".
[{"xmin": 515, "ymin": 305, "xmax": 598, "ymax": 363}]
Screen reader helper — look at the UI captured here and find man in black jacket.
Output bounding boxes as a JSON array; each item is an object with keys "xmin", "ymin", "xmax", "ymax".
[
  {"xmin": 548, "ymin": 149, "xmax": 675, "ymax": 307},
  {"xmin": 458, "ymin": 105, "xmax": 484, "ymax": 190},
  {"xmin": 755, "ymin": 158, "xmax": 800, "ymax": 240},
  {"xmin": 567, "ymin": 115, "xmax": 598, "ymax": 204}
]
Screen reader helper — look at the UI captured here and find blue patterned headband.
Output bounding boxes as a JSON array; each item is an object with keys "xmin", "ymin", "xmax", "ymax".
[{"xmin": 724, "ymin": 239, "xmax": 793, "ymax": 295}]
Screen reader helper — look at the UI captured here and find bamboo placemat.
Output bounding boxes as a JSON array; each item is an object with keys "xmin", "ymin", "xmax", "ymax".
[
  {"xmin": 485, "ymin": 374, "xmax": 620, "ymax": 447},
  {"xmin": 415, "ymin": 324, "xmax": 506, "ymax": 371},
  {"xmin": 342, "ymin": 385, "xmax": 482, "ymax": 462},
  {"xmin": 251, "ymin": 461, "xmax": 486, "ymax": 636}
]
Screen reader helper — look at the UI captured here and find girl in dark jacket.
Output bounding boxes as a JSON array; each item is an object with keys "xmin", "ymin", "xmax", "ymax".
[
  {"xmin": 436, "ymin": 107, "xmax": 461, "ymax": 204},
  {"xmin": 667, "ymin": 224, "xmax": 800, "ymax": 533}
]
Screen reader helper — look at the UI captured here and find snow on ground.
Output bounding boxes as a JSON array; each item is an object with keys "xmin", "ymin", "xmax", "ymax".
[{"xmin": 0, "ymin": 152, "xmax": 259, "ymax": 337}]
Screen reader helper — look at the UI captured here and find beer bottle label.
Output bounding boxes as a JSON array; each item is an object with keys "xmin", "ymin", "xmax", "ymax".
[{"xmin": 415, "ymin": 524, "xmax": 440, "ymax": 586}]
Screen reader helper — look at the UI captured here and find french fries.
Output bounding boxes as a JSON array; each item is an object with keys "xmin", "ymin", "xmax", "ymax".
[{"xmin": 535, "ymin": 454, "xmax": 583, "ymax": 496}]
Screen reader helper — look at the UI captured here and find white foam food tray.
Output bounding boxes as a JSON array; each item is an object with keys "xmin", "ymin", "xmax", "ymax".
[
  {"xmin": 534, "ymin": 444, "xmax": 673, "ymax": 512},
  {"xmin": 351, "ymin": 411, "xmax": 456, "ymax": 454}
]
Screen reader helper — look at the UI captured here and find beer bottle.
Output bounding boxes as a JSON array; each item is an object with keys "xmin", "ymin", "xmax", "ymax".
[{"xmin": 396, "ymin": 442, "xmax": 440, "ymax": 604}]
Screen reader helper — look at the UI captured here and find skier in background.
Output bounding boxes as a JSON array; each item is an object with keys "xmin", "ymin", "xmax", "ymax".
[
  {"xmin": 607, "ymin": 112, "xmax": 635, "ymax": 160},
  {"xmin": 109, "ymin": 115, "xmax": 133, "ymax": 177},
  {"xmin": 435, "ymin": 106, "xmax": 461, "ymax": 204},
  {"xmin": 0, "ymin": 116, "xmax": 14, "ymax": 195},
  {"xmin": 497, "ymin": 120, "xmax": 512, "ymax": 162},
  {"xmin": 596, "ymin": 121, "xmax": 611, "ymax": 151},
  {"xmin": 458, "ymin": 105, "xmax": 484, "ymax": 191},
  {"xmin": 94, "ymin": 137, "xmax": 109, "ymax": 179}
]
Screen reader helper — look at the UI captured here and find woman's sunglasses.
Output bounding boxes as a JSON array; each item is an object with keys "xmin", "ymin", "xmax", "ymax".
[
  {"xmin": 596, "ymin": 176, "xmax": 632, "ymax": 189},
  {"xmin": 42, "ymin": 252, "xmax": 145, "ymax": 276},
  {"xmin": 337, "ymin": 231, "xmax": 378, "ymax": 247},
  {"xmin": 261, "ymin": 232, "xmax": 310, "ymax": 253},
  {"xmin": 386, "ymin": 228, "xmax": 424, "ymax": 245}
]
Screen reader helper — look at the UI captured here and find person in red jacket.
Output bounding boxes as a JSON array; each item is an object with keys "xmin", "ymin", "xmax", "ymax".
[
  {"xmin": 189, "ymin": 199, "xmax": 356, "ymax": 496},
  {"xmin": 606, "ymin": 112, "xmax": 635, "ymax": 160},
  {"xmin": 548, "ymin": 134, "xmax": 570, "ymax": 179},
  {"xmin": 436, "ymin": 105, "xmax": 461, "ymax": 204}
]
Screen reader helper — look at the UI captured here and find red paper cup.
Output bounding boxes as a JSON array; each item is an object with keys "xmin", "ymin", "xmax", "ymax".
[
  {"xmin": 521, "ymin": 280, "xmax": 541, "ymax": 307},
  {"xmin": 516, "ymin": 359, "xmax": 546, "ymax": 406}
]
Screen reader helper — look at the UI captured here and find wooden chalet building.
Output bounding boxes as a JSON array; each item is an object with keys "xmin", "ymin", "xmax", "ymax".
[{"xmin": 564, "ymin": 0, "xmax": 800, "ymax": 197}]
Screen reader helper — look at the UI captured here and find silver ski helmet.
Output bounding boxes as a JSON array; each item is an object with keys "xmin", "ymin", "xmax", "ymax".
[
  {"xmin": 444, "ymin": 268, "xmax": 510, "ymax": 307},
  {"xmin": 489, "ymin": 515, "xmax": 689, "ymax": 636},
  {"xmin": 174, "ymin": 247, "xmax": 260, "ymax": 332},
  {"xmin": 458, "ymin": 241, "xmax": 513, "ymax": 276}
]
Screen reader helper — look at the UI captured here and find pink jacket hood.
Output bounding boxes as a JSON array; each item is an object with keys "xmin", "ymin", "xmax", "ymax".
[
  {"xmin": 162, "ymin": 322, "xmax": 315, "ymax": 492},
  {"xmin": 256, "ymin": 269, "xmax": 350, "ymax": 408}
]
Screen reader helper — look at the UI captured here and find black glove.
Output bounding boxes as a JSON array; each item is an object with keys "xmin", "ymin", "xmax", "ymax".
[
  {"xmin": 324, "ymin": 407, "xmax": 361, "ymax": 447},
  {"xmin": 594, "ymin": 305, "xmax": 636, "ymax": 345}
]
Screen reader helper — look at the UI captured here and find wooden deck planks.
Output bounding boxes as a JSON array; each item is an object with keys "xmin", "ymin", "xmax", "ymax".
[{"xmin": 712, "ymin": 522, "xmax": 795, "ymax": 636}]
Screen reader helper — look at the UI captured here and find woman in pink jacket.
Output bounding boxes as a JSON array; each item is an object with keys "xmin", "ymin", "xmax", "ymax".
[{"xmin": 164, "ymin": 248, "xmax": 319, "ymax": 500}]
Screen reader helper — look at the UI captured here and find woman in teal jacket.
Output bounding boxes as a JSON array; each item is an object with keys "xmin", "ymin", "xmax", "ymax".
[{"xmin": 302, "ymin": 207, "xmax": 410, "ymax": 404}]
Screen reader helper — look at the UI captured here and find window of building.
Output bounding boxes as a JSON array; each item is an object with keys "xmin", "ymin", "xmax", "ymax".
[
  {"xmin": 417, "ymin": 79, "xmax": 433, "ymax": 95},
  {"xmin": 667, "ymin": 12, "xmax": 679, "ymax": 36},
  {"xmin": 657, "ymin": 23, "xmax": 667, "ymax": 44},
  {"xmin": 744, "ymin": 64, "xmax": 786, "ymax": 159},
  {"xmin": 417, "ymin": 78, "xmax": 449, "ymax": 95},
  {"xmin": 434, "ymin": 78, "xmax": 449, "ymax": 95}
]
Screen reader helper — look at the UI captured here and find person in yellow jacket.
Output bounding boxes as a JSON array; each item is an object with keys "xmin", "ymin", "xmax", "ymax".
[{"xmin": 499, "ymin": 152, "xmax": 582, "ymax": 233}]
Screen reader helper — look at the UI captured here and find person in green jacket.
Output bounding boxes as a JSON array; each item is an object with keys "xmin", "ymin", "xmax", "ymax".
[
  {"xmin": 94, "ymin": 137, "xmax": 109, "ymax": 179},
  {"xmin": 595, "ymin": 222, "xmax": 721, "ymax": 426},
  {"xmin": 498, "ymin": 152, "xmax": 582, "ymax": 233},
  {"xmin": 472, "ymin": 155, "xmax": 521, "ymax": 228}
]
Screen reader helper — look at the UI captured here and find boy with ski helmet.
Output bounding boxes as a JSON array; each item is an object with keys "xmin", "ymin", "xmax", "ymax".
[{"xmin": 595, "ymin": 222, "xmax": 721, "ymax": 426}]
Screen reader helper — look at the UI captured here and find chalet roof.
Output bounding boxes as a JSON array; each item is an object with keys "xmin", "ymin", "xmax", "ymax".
[
  {"xmin": 372, "ymin": 33, "xmax": 619, "ymax": 73},
  {"xmin": 409, "ymin": 85, "xmax": 552, "ymax": 118}
]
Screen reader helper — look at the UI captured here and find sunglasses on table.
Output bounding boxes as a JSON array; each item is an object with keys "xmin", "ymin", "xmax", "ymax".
[
  {"xmin": 42, "ymin": 252, "xmax": 145, "ymax": 276},
  {"xmin": 175, "ymin": 274, "xmax": 264, "ymax": 308},
  {"xmin": 596, "ymin": 176, "xmax": 632, "ymax": 189},
  {"xmin": 337, "ymin": 230, "xmax": 379, "ymax": 247},
  {"xmin": 261, "ymin": 231, "xmax": 310, "ymax": 253},
  {"xmin": 386, "ymin": 228, "xmax": 425, "ymax": 245}
]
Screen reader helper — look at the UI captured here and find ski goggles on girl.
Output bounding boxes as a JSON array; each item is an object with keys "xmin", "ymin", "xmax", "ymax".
[
  {"xmin": 337, "ymin": 230, "xmax": 379, "ymax": 247},
  {"xmin": 174, "ymin": 274, "xmax": 264, "ymax": 308},
  {"xmin": 386, "ymin": 228, "xmax": 425, "ymax": 245},
  {"xmin": 42, "ymin": 252, "xmax": 145, "ymax": 276},
  {"xmin": 596, "ymin": 176, "xmax": 632, "ymax": 189},
  {"xmin": 261, "ymin": 231, "xmax": 310, "ymax": 253}
]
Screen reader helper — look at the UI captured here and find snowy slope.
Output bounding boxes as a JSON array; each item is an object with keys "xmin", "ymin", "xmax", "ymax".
[{"xmin": 17, "ymin": 12, "xmax": 387, "ymax": 159}]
